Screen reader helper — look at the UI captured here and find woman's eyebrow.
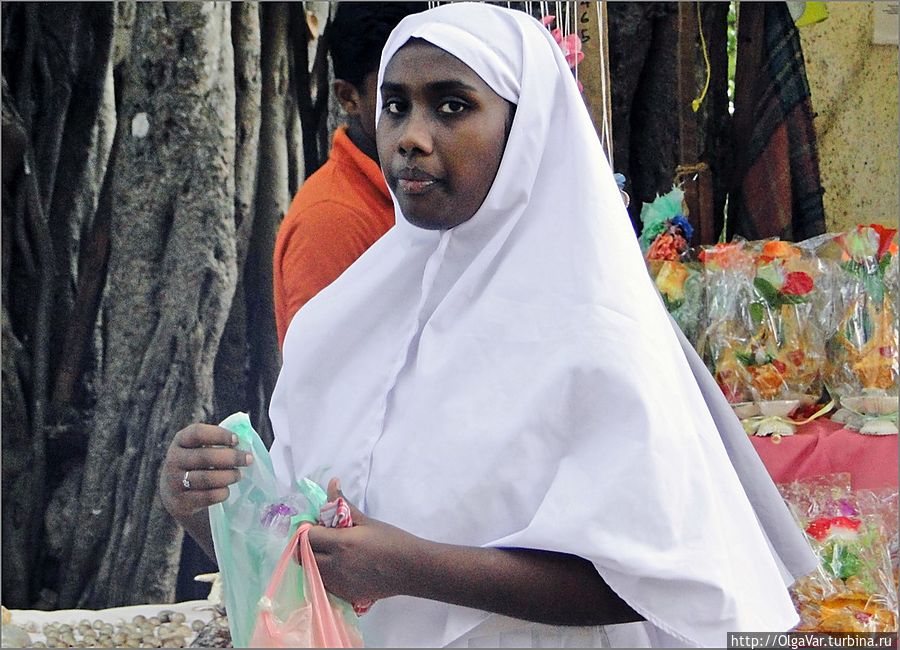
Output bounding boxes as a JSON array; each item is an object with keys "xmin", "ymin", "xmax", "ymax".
[
  {"xmin": 381, "ymin": 80, "xmax": 480, "ymax": 95},
  {"xmin": 380, "ymin": 81, "xmax": 407, "ymax": 95}
]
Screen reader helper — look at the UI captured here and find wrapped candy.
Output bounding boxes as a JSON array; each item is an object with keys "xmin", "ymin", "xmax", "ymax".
[
  {"xmin": 639, "ymin": 187, "xmax": 704, "ymax": 345},
  {"xmin": 818, "ymin": 225, "xmax": 899, "ymax": 435},
  {"xmin": 777, "ymin": 474, "xmax": 898, "ymax": 633}
]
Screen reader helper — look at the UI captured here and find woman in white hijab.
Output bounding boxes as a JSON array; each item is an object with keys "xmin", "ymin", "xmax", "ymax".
[{"xmin": 269, "ymin": 3, "xmax": 816, "ymax": 647}]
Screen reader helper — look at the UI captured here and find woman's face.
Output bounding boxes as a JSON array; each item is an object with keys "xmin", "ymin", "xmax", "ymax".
[{"xmin": 377, "ymin": 40, "xmax": 514, "ymax": 230}]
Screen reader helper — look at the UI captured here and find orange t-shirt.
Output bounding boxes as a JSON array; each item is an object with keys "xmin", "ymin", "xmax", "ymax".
[{"xmin": 273, "ymin": 127, "xmax": 394, "ymax": 348}]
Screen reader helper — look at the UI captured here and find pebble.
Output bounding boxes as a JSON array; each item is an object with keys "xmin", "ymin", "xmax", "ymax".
[{"xmin": 25, "ymin": 607, "xmax": 203, "ymax": 648}]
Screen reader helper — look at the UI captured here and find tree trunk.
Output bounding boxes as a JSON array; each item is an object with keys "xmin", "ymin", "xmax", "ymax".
[
  {"xmin": 55, "ymin": 2, "xmax": 239, "ymax": 607},
  {"xmin": 212, "ymin": 2, "xmax": 262, "ymax": 426},
  {"xmin": 3, "ymin": 0, "xmax": 329, "ymax": 608}
]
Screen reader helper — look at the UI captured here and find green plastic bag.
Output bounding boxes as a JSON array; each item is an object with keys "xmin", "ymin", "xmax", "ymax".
[{"xmin": 209, "ymin": 412, "xmax": 328, "ymax": 648}]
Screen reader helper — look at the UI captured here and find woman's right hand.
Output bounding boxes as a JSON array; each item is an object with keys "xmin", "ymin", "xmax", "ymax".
[{"xmin": 159, "ymin": 423, "xmax": 254, "ymax": 524}]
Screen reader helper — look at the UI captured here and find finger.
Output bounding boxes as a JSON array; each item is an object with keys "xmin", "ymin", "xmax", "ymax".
[
  {"xmin": 326, "ymin": 477, "xmax": 366, "ymax": 523},
  {"xmin": 180, "ymin": 469, "xmax": 242, "ymax": 491},
  {"xmin": 177, "ymin": 424, "xmax": 238, "ymax": 449},
  {"xmin": 176, "ymin": 447, "xmax": 253, "ymax": 471},
  {"xmin": 306, "ymin": 524, "xmax": 341, "ymax": 556},
  {"xmin": 183, "ymin": 486, "xmax": 231, "ymax": 509},
  {"xmin": 326, "ymin": 477, "xmax": 342, "ymax": 501}
]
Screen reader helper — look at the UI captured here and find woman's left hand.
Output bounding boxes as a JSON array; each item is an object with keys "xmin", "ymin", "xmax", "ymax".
[{"xmin": 306, "ymin": 478, "xmax": 423, "ymax": 604}]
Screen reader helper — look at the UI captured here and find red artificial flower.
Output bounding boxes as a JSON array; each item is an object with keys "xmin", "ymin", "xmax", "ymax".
[
  {"xmin": 870, "ymin": 223, "xmax": 898, "ymax": 259},
  {"xmin": 781, "ymin": 271, "xmax": 814, "ymax": 295},
  {"xmin": 805, "ymin": 516, "xmax": 861, "ymax": 542}
]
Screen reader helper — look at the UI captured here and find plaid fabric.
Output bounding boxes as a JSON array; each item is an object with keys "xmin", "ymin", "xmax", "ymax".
[{"xmin": 730, "ymin": 2, "xmax": 826, "ymax": 242}]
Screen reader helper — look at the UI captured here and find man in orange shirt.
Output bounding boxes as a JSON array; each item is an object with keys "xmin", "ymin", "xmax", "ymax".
[{"xmin": 273, "ymin": 3, "xmax": 424, "ymax": 348}]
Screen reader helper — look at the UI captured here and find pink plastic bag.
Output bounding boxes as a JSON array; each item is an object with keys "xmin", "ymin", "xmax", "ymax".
[{"xmin": 249, "ymin": 522, "xmax": 364, "ymax": 647}]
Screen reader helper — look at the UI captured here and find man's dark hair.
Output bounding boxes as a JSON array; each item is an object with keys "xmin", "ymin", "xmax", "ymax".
[{"xmin": 326, "ymin": 2, "xmax": 427, "ymax": 88}]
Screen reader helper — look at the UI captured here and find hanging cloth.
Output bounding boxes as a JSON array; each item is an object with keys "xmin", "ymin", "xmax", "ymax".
[{"xmin": 729, "ymin": 1, "xmax": 827, "ymax": 242}]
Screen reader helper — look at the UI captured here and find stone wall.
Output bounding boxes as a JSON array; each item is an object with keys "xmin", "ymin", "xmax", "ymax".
[{"xmin": 798, "ymin": 1, "xmax": 899, "ymax": 232}]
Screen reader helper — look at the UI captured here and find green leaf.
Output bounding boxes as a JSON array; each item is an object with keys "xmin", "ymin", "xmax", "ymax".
[
  {"xmin": 753, "ymin": 277, "xmax": 781, "ymax": 307},
  {"xmin": 749, "ymin": 301, "xmax": 765, "ymax": 326},
  {"xmin": 863, "ymin": 304, "xmax": 875, "ymax": 342},
  {"xmin": 779, "ymin": 292, "xmax": 810, "ymax": 305},
  {"xmin": 735, "ymin": 351, "xmax": 755, "ymax": 367},
  {"xmin": 863, "ymin": 273, "xmax": 885, "ymax": 305},
  {"xmin": 662, "ymin": 294, "xmax": 684, "ymax": 312}
]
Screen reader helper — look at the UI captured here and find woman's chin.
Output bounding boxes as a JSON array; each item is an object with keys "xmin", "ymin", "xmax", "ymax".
[{"xmin": 403, "ymin": 213, "xmax": 445, "ymax": 230}]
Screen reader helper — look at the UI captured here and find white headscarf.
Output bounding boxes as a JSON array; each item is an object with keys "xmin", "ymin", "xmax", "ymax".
[{"xmin": 270, "ymin": 4, "xmax": 815, "ymax": 647}]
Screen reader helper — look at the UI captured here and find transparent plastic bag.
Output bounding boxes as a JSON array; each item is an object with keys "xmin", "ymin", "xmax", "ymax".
[
  {"xmin": 816, "ymin": 226, "xmax": 898, "ymax": 426},
  {"xmin": 249, "ymin": 523, "xmax": 364, "ymax": 648},
  {"xmin": 209, "ymin": 412, "xmax": 362, "ymax": 647},
  {"xmin": 697, "ymin": 239, "xmax": 757, "ymax": 404},
  {"xmin": 777, "ymin": 474, "xmax": 898, "ymax": 632}
]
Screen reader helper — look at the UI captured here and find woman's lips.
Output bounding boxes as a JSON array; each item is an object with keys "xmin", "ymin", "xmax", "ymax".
[{"xmin": 397, "ymin": 178, "xmax": 437, "ymax": 194}]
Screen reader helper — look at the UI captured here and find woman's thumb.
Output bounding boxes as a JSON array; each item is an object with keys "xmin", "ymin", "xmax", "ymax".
[{"xmin": 326, "ymin": 477, "xmax": 366, "ymax": 524}]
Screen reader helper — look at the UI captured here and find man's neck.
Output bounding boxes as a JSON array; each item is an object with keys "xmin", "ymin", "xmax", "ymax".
[{"xmin": 345, "ymin": 119, "xmax": 379, "ymax": 163}]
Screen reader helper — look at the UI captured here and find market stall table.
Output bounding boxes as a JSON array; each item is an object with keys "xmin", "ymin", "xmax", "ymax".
[
  {"xmin": 3, "ymin": 599, "xmax": 223, "ymax": 648},
  {"xmin": 750, "ymin": 418, "xmax": 899, "ymax": 490}
]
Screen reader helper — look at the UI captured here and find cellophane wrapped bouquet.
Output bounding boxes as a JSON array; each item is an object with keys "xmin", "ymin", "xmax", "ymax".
[
  {"xmin": 639, "ymin": 187, "xmax": 704, "ymax": 346},
  {"xmin": 697, "ymin": 239, "xmax": 759, "ymax": 406},
  {"xmin": 817, "ymin": 225, "xmax": 898, "ymax": 434},
  {"xmin": 698, "ymin": 239, "xmax": 831, "ymax": 431},
  {"xmin": 778, "ymin": 474, "xmax": 898, "ymax": 633}
]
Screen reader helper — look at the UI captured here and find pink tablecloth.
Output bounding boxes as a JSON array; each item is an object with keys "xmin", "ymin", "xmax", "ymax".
[{"xmin": 750, "ymin": 418, "xmax": 899, "ymax": 490}]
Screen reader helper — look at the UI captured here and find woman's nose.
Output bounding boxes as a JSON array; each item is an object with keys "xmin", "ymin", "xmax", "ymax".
[{"xmin": 397, "ymin": 109, "xmax": 433, "ymax": 156}]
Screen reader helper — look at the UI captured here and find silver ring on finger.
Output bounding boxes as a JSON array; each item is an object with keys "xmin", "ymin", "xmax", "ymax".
[{"xmin": 182, "ymin": 470, "xmax": 192, "ymax": 490}]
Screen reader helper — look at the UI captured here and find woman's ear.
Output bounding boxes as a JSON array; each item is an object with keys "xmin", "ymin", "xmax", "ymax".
[{"xmin": 333, "ymin": 79, "xmax": 362, "ymax": 117}]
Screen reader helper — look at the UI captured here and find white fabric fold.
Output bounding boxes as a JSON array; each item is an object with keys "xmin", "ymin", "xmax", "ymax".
[{"xmin": 270, "ymin": 3, "xmax": 815, "ymax": 647}]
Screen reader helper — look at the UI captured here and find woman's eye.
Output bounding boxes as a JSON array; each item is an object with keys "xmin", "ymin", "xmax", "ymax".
[
  {"xmin": 383, "ymin": 100, "xmax": 405, "ymax": 115},
  {"xmin": 437, "ymin": 100, "xmax": 468, "ymax": 115}
]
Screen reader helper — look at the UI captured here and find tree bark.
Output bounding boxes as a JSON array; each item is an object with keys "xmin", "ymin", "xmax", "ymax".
[
  {"xmin": 3, "ymin": 0, "xmax": 329, "ymax": 608},
  {"xmin": 212, "ymin": 2, "xmax": 262, "ymax": 426},
  {"xmin": 55, "ymin": 2, "xmax": 238, "ymax": 608}
]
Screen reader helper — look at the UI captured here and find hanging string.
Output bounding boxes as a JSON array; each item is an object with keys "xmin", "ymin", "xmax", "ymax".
[
  {"xmin": 595, "ymin": 0, "xmax": 613, "ymax": 169},
  {"xmin": 571, "ymin": 1, "xmax": 579, "ymax": 86},
  {"xmin": 691, "ymin": 0, "xmax": 711, "ymax": 113},
  {"xmin": 674, "ymin": 162, "xmax": 709, "ymax": 187}
]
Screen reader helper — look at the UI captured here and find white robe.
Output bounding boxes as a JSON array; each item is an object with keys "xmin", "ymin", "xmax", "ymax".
[{"xmin": 269, "ymin": 4, "xmax": 816, "ymax": 647}]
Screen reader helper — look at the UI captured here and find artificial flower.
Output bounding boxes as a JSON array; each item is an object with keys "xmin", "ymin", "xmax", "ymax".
[
  {"xmin": 670, "ymin": 215, "xmax": 694, "ymax": 242},
  {"xmin": 758, "ymin": 240, "xmax": 801, "ymax": 264},
  {"xmin": 781, "ymin": 271, "xmax": 814, "ymax": 296},
  {"xmin": 647, "ymin": 233, "xmax": 687, "ymax": 262},
  {"xmin": 541, "ymin": 15, "xmax": 585, "ymax": 69},
  {"xmin": 805, "ymin": 516, "xmax": 862, "ymax": 542},
  {"xmin": 870, "ymin": 224, "xmax": 897, "ymax": 259},
  {"xmin": 655, "ymin": 260, "xmax": 689, "ymax": 302},
  {"xmin": 699, "ymin": 242, "xmax": 754, "ymax": 271}
]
